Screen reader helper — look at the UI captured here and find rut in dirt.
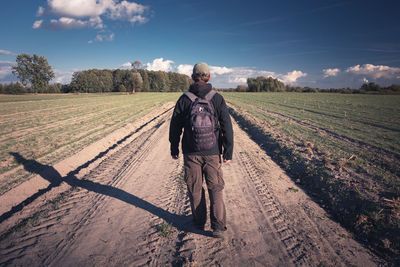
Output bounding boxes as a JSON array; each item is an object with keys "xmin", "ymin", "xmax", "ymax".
[{"xmin": 0, "ymin": 107, "xmax": 384, "ymax": 266}]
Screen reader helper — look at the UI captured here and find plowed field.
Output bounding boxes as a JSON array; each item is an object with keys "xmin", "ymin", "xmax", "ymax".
[{"xmin": 0, "ymin": 103, "xmax": 384, "ymax": 266}]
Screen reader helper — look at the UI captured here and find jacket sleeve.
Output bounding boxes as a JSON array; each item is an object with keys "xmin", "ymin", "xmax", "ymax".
[
  {"xmin": 169, "ymin": 96, "xmax": 185, "ymax": 156},
  {"xmin": 217, "ymin": 95, "xmax": 234, "ymax": 160}
]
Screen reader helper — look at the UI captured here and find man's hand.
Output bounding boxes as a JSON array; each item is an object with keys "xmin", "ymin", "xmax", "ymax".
[{"xmin": 172, "ymin": 154, "xmax": 179, "ymax": 160}]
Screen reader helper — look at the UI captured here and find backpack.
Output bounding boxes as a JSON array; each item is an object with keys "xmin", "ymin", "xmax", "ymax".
[{"xmin": 184, "ymin": 90, "xmax": 218, "ymax": 152}]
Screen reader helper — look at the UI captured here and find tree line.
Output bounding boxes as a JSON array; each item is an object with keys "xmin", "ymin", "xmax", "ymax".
[
  {"xmin": 2, "ymin": 53, "xmax": 400, "ymax": 94},
  {"xmin": 2, "ymin": 53, "xmax": 191, "ymax": 94},
  {"xmin": 220, "ymin": 76, "xmax": 400, "ymax": 94},
  {"xmin": 67, "ymin": 68, "xmax": 191, "ymax": 93}
]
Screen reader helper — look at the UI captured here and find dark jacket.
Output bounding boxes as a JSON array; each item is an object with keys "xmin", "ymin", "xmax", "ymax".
[{"xmin": 169, "ymin": 82, "xmax": 234, "ymax": 160}]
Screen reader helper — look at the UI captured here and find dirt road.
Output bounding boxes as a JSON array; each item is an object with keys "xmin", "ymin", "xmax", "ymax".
[{"xmin": 0, "ymin": 105, "xmax": 384, "ymax": 266}]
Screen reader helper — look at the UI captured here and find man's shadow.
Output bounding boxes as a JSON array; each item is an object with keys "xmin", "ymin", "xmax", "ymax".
[{"xmin": 3, "ymin": 152, "xmax": 210, "ymax": 236}]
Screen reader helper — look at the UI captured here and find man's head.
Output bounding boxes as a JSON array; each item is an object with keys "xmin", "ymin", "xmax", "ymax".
[{"xmin": 192, "ymin": 62, "xmax": 211, "ymax": 82}]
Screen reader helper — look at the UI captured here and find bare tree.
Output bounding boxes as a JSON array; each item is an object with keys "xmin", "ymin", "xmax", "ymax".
[{"xmin": 131, "ymin": 60, "xmax": 142, "ymax": 70}]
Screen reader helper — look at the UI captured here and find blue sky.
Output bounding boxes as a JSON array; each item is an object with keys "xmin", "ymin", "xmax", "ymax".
[{"xmin": 1, "ymin": 0, "xmax": 400, "ymax": 88}]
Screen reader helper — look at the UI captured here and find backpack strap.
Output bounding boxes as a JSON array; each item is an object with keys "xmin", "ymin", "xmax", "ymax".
[
  {"xmin": 184, "ymin": 90, "xmax": 216, "ymax": 102},
  {"xmin": 205, "ymin": 90, "xmax": 217, "ymax": 101},
  {"xmin": 184, "ymin": 91, "xmax": 198, "ymax": 102}
]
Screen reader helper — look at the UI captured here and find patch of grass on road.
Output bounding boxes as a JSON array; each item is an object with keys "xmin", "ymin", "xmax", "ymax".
[{"xmin": 156, "ymin": 222, "xmax": 174, "ymax": 237}]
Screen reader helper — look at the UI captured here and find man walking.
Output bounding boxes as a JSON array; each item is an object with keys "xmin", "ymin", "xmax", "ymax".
[{"xmin": 169, "ymin": 62, "xmax": 233, "ymax": 238}]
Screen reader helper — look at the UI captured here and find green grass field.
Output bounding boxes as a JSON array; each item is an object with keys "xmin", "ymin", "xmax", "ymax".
[
  {"xmin": 223, "ymin": 92, "xmax": 400, "ymax": 153},
  {"xmin": 0, "ymin": 93, "xmax": 181, "ymax": 194},
  {"xmin": 223, "ymin": 92, "xmax": 400, "ymax": 191}
]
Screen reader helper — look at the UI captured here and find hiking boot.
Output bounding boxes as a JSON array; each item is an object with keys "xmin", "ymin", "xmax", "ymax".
[{"xmin": 212, "ymin": 229, "xmax": 225, "ymax": 239}]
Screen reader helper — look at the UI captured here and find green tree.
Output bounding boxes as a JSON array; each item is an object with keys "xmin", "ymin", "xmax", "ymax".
[
  {"xmin": 138, "ymin": 69, "xmax": 150, "ymax": 91},
  {"xmin": 70, "ymin": 69, "xmax": 113, "ymax": 93},
  {"xmin": 112, "ymin": 69, "xmax": 125, "ymax": 91},
  {"xmin": 48, "ymin": 83, "xmax": 61, "ymax": 93},
  {"xmin": 117, "ymin": 84, "xmax": 127, "ymax": 92},
  {"xmin": 4, "ymin": 82, "xmax": 27, "ymax": 94},
  {"xmin": 129, "ymin": 71, "xmax": 143, "ymax": 93},
  {"xmin": 361, "ymin": 82, "xmax": 381, "ymax": 92},
  {"xmin": 12, "ymin": 53, "xmax": 55, "ymax": 93},
  {"xmin": 387, "ymin": 84, "xmax": 400, "ymax": 92},
  {"xmin": 236, "ymin": 85, "xmax": 248, "ymax": 92},
  {"xmin": 247, "ymin": 76, "xmax": 285, "ymax": 92}
]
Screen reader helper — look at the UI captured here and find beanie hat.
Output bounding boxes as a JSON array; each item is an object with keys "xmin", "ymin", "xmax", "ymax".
[{"xmin": 193, "ymin": 62, "xmax": 210, "ymax": 77}]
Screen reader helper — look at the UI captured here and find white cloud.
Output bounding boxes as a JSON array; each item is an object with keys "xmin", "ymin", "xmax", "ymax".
[
  {"xmin": 224, "ymin": 67, "xmax": 274, "ymax": 85},
  {"xmin": 209, "ymin": 66, "xmax": 278, "ymax": 87},
  {"xmin": 0, "ymin": 50, "xmax": 17, "ymax": 56},
  {"xmin": 145, "ymin": 58, "xmax": 174, "ymax": 72},
  {"xmin": 229, "ymin": 77, "xmax": 247, "ymax": 84},
  {"xmin": 281, "ymin": 70, "xmax": 307, "ymax": 84},
  {"xmin": 47, "ymin": 0, "xmax": 108, "ymax": 18},
  {"xmin": 0, "ymin": 66, "xmax": 12, "ymax": 79},
  {"xmin": 37, "ymin": 6, "xmax": 45, "ymax": 16},
  {"xmin": 323, "ymin": 68, "xmax": 340, "ymax": 78},
  {"xmin": 88, "ymin": 32, "xmax": 115, "ymax": 43},
  {"xmin": 177, "ymin": 64, "xmax": 193, "ymax": 76},
  {"xmin": 176, "ymin": 64, "xmax": 234, "ymax": 77},
  {"xmin": 34, "ymin": 1, "xmax": 149, "ymax": 43},
  {"xmin": 0, "ymin": 61, "xmax": 16, "ymax": 82},
  {"xmin": 346, "ymin": 64, "xmax": 400, "ymax": 79},
  {"xmin": 53, "ymin": 69, "xmax": 74, "ymax": 84},
  {"xmin": 316, "ymin": 64, "xmax": 400, "ymax": 88},
  {"xmin": 121, "ymin": 62, "xmax": 132, "ymax": 68},
  {"xmin": 128, "ymin": 15, "xmax": 147, "ymax": 24},
  {"xmin": 32, "ymin": 20, "xmax": 43, "ymax": 29},
  {"xmin": 107, "ymin": 0, "xmax": 148, "ymax": 24},
  {"xmin": 40, "ymin": 0, "xmax": 148, "ymax": 25},
  {"xmin": 34, "ymin": 16, "xmax": 103, "ymax": 30},
  {"xmin": 51, "ymin": 17, "xmax": 87, "ymax": 29},
  {"xmin": 33, "ymin": 1, "xmax": 149, "ymax": 45},
  {"xmin": 89, "ymin": 16, "xmax": 104, "ymax": 29},
  {"xmin": 0, "ymin": 68, "xmax": 11, "ymax": 79},
  {"xmin": 209, "ymin": 66, "xmax": 233, "ymax": 75}
]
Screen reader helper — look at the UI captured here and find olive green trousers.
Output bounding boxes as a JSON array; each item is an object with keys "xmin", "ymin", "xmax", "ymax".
[{"xmin": 183, "ymin": 154, "xmax": 226, "ymax": 231}]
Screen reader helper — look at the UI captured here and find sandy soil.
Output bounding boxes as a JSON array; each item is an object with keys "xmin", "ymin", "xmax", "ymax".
[{"xmin": 0, "ymin": 105, "xmax": 385, "ymax": 266}]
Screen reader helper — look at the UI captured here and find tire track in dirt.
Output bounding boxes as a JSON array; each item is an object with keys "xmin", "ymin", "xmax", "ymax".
[
  {"xmin": 134, "ymin": 160, "xmax": 190, "ymax": 267},
  {"xmin": 224, "ymin": 120, "xmax": 382, "ymax": 266},
  {"xmin": 42, "ymin": 114, "xmax": 171, "ymax": 265},
  {"xmin": 236, "ymin": 151, "xmax": 309, "ymax": 265},
  {"xmin": 0, "ymin": 109, "xmax": 172, "ymax": 266}
]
